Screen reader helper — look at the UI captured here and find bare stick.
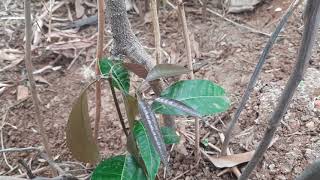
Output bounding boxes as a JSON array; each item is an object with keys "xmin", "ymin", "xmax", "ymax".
[
  {"xmin": 47, "ymin": 0, "xmax": 54, "ymax": 42},
  {"xmin": 221, "ymin": 0, "xmax": 302, "ymax": 156},
  {"xmin": 177, "ymin": 0, "xmax": 199, "ymax": 162},
  {"xmin": 0, "ymin": 147, "xmax": 41, "ymax": 153},
  {"xmin": 107, "ymin": 77, "xmax": 128, "ymax": 137},
  {"xmin": 24, "ymin": 0, "xmax": 56, "ymax": 175},
  {"xmin": 93, "ymin": 0, "xmax": 105, "ymax": 141},
  {"xmin": 197, "ymin": 0, "xmax": 271, "ymax": 37},
  {"xmin": 150, "ymin": 0, "xmax": 161, "ymax": 64},
  {"xmin": 239, "ymin": 1, "xmax": 320, "ymax": 179}
]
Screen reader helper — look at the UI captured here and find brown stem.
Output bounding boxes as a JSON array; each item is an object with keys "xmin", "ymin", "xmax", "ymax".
[
  {"xmin": 239, "ymin": 0, "xmax": 320, "ymax": 179},
  {"xmin": 107, "ymin": 77, "xmax": 128, "ymax": 137},
  {"xmin": 177, "ymin": 0, "xmax": 199, "ymax": 161},
  {"xmin": 24, "ymin": 0, "xmax": 56, "ymax": 175},
  {"xmin": 94, "ymin": 0, "xmax": 105, "ymax": 141},
  {"xmin": 150, "ymin": 0, "xmax": 161, "ymax": 64}
]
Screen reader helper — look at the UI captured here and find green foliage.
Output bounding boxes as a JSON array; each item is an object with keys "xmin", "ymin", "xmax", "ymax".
[
  {"xmin": 137, "ymin": 97, "xmax": 168, "ymax": 167},
  {"xmin": 152, "ymin": 80, "xmax": 230, "ymax": 116},
  {"xmin": 99, "ymin": 58, "xmax": 130, "ymax": 93},
  {"xmin": 91, "ymin": 154, "xmax": 147, "ymax": 180},
  {"xmin": 160, "ymin": 127, "xmax": 180, "ymax": 144},
  {"xmin": 133, "ymin": 121, "xmax": 160, "ymax": 180},
  {"xmin": 154, "ymin": 97, "xmax": 202, "ymax": 117},
  {"xmin": 66, "ymin": 90, "xmax": 100, "ymax": 163},
  {"xmin": 67, "ymin": 56, "xmax": 231, "ymax": 180}
]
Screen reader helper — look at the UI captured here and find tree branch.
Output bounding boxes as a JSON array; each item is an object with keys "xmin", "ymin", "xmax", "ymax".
[
  {"xmin": 105, "ymin": 0, "xmax": 175, "ymax": 127},
  {"xmin": 105, "ymin": 0, "xmax": 155, "ymax": 70},
  {"xmin": 239, "ymin": 0, "xmax": 320, "ymax": 179}
]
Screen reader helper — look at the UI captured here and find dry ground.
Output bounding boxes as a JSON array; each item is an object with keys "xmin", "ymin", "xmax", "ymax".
[{"xmin": 0, "ymin": 0, "xmax": 320, "ymax": 179}]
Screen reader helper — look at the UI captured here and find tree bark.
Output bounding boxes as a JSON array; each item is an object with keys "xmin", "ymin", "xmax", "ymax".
[{"xmin": 105, "ymin": 0, "xmax": 175, "ymax": 127}]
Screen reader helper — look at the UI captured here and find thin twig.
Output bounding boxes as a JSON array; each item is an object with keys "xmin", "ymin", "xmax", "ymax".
[
  {"xmin": 107, "ymin": 77, "xmax": 128, "ymax": 137},
  {"xmin": 0, "ymin": 147, "xmax": 41, "ymax": 153},
  {"xmin": 177, "ymin": 0, "xmax": 199, "ymax": 162},
  {"xmin": 197, "ymin": 0, "xmax": 271, "ymax": 37},
  {"xmin": 221, "ymin": 0, "xmax": 302, "ymax": 156},
  {"xmin": 24, "ymin": 0, "xmax": 56, "ymax": 175},
  {"xmin": 47, "ymin": 0, "xmax": 54, "ymax": 42},
  {"xmin": 18, "ymin": 160, "xmax": 36, "ymax": 179},
  {"xmin": 239, "ymin": 0, "xmax": 320, "ymax": 179},
  {"xmin": 93, "ymin": 0, "xmax": 105, "ymax": 141},
  {"xmin": 150, "ymin": 0, "xmax": 161, "ymax": 64}
]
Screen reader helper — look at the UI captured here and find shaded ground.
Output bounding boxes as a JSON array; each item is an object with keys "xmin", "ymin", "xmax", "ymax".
[{"xmin": 0, "ymin": 0, "xmax": 319, "ymax": 179}]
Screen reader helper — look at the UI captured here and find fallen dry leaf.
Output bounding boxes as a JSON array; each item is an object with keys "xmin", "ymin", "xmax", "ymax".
[
  {"xmin": 17, "ymin": 85, "xmax": 29, "ymax": 101},
  {"xmin": 207, "ymin": 151, "xmax": 255, "ymax": 168}
]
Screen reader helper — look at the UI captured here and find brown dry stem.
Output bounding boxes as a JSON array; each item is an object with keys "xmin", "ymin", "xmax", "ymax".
[{"xmin": 93, "ymin": 0, "xmax": 105, "ymax": 141}]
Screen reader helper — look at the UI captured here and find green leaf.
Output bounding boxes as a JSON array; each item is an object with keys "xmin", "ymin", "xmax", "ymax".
[
  {"xmin": 145, "ymin": 64, "xmax": 190, "ymax": 81},
  {"xmin": 133, "ymin": 121, "xmax": 160, "ymax": 180},
  {"xmin": 138, "ymin": 97, "xmax": 168, "ymax": 167},
  {"xmin": 123, "ymin": 94, "xmax": 139, "ymax": 130},
  {"xmin": 154, "ymin": 97, "xmax": 202, "ymax": 117},
  {"xmin": 99, "ymin": 58, "xmax": 130, "ymax": 93},
  {"xmin": 160, "ymin": 127, "xmax": 180, "ymax": 145},
  {"xmin": 152, "ymin": 80, "xmax": 230, "ymax": 116},
  {"xmin": 91, "ymin": 154, "xmax": 147, "ymax": 180},
  {"xmin": 66, "ymin": 90, "xmax": 100, "ymax": 163}
]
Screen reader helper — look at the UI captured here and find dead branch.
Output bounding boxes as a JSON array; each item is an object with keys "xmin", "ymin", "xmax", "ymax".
[
  {"xmin": 221, "ymin": 0, "xmax": 303, "ymax": 156},
  {"xmin": 24, "ymin": 0, "xmax": 56, "ymax": 175},
  {"xmin": 93, "ymin": 0, "xmax": 105, "ymax": 142},
  {"xmin": 0, "ymin": 146, "xmax": 41, "ymax": 153},
  {"xmin": 177, "ymin": 0, "xmax": 199, "ymax": 162},
  {"xmin": 197, "ymin": 0, "xmax": 271, "ymax": 37},
  {"xmin": 150, "ymin": 0, "xmax": 161, "ymax": 64},
  {"xmin": 239, "ymin": 0, "xmax": 320, "ymax": 179}
]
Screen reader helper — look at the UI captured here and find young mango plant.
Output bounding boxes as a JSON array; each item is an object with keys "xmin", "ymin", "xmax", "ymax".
[{"xmin": 66, "ymin": 57, "xmax": 230, "ymax": 179}]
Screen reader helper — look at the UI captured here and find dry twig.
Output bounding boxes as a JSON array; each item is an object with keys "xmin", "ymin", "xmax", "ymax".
[
  {"xmin": 150, "ymin": 0, "xmax": 161, "ymax": 64},
  {"xmin": 24, "ymin": 0, "xmax": 56, "ymax": 175},
  {"xmin": 177, "ymin": 0, "xmax": 199, "ymax": 162},
  {"xmin": 93, "ymin": 0, "xmax": 105, "ymax": 141}
]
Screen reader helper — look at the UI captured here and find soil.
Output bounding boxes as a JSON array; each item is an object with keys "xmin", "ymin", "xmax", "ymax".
[{"xmin": 1, "ymin": 0, "xmax": 320, "ymax": 179}]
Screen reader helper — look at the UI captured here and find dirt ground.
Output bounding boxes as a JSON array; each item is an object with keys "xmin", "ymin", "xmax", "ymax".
[{"xmin": 1, "ymin": 0, "xmax": 320, "ymax": 179}]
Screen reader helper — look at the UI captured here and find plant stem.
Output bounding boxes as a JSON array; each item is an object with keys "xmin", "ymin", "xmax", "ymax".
[
  {"xmin": 24, "ymin": 0, "xmax": 56, "ymax": 175},
  {"xmin": 108, "ymin": 77, "xmax": 128, "ymax": 137},
  {"xmin": 239, "ymin": 0, "xmax": 320, "ymax": 179},
  {"xmin": 150, "ymin": 0, "xmax": 161, "ymax": 64},
  {"xmin": 221, "ymin": 0, "xmax": 302, "ymax": 156},
  {"xmin": 94, "ymin": 0, "xmax": 105, "ymax": 141},
  {"xmin": 177, "ymin": 0, "xmax": 199, "ymax": 162}
]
